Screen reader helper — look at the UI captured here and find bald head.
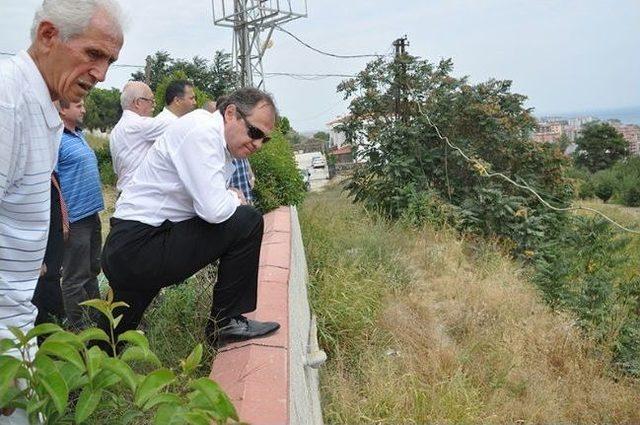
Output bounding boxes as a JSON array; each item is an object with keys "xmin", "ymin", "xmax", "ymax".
[
  {"xmin": 121, "ymin": 81, "xmax": 155, "ymax": 117},
  {"xmin": 203, "ymin": 100, "xmax": 217, "ymax": 113}
]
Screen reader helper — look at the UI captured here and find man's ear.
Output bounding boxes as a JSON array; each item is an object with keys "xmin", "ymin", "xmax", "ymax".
[
  {"xmin": 36, "ymin": 20, "xmax": 61, "ymax": 51},
  {"xmin": 223, "ymin": 104, "xmax": 236, "ymax": 121}
]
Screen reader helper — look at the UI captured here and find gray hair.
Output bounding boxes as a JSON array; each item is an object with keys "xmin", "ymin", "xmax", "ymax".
[
  {"xmin": 217, "ymin": 87, "xmax": 278, "ymax": 119},
  {"xmin": 120, "ymin": 81, "xmax": 150, "ymax": 110},
  {"xmin": 31, "ymin": 0, "xmax": 125, "ymax": 42}
]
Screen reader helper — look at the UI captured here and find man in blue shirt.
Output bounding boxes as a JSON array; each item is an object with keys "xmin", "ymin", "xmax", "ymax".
[{"xmin": 57, "ymin": 99, "xmax": 104, "ymax": 330}]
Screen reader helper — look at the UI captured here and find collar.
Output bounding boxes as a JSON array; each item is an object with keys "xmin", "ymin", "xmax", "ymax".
[
  {"xmin": 161, "ymin": 107, "xmax": 177, "ymax": 118},
  {"xmin": 14, "ymin": 50, "xmax": 62, "ymax": 130},
  {"xmin": 63, "ymin": 127, "xmax": 83, "ymax": 136}
]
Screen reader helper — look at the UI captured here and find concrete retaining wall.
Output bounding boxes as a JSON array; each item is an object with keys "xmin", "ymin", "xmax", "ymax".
[{"xmin": 210, "ymin": 206, "xmax": 324, "ymax": 425}]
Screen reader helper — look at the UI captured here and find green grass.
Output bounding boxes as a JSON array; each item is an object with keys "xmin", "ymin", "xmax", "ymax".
[{"xmin": 301, "ymin": 187, "xmax": 411, "ymax": 359}]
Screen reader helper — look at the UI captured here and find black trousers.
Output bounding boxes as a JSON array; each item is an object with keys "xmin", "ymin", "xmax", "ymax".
[
  {"xmin": 32, "ymin": 178, "xmax": 66, "ymax": 331},
  {"xmin": 100, "ymin": 205, "xmax": 263, "ymax": 340},
  {"xmin": 62, "ymin": 213, "xmax": 102, "ymax": 329}
]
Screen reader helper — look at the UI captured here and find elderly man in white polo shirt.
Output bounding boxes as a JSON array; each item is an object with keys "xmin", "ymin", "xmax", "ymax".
[
  {"xmin": 109, "ymin": 81, "xmax": 171, "ymax": 192},
  {"xmin": 101, "ymin": 87, "xmax": 279, "ymax": 350},
  {"xmin": 0, "ymin": 0, "xmax": 124, "ymax": 422}
]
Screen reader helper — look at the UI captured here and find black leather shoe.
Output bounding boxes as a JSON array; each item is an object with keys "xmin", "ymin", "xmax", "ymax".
[{"xmin": 208, "ymin": 315, "xmax": 280, "ymax": 347}]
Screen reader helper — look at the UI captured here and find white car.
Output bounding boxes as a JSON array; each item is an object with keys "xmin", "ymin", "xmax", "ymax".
[{"xmin": 311, "ymin": 156, "xmax": 326, "ymax": 168}]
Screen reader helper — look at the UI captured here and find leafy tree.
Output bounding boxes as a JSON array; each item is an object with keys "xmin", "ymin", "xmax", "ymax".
[
  {"xmin": 131, "ymin": 50, "xmax": 238, "ymax": 101},
  {"xmin": 556, "ymin": 133, "xmax": 572, "ymax": 153},
  {"xmin": 573, "ymin": 122, "xmax": 628, "ymax": 172},
  {"xmin": 337, "ymin": 54, "xmax": 572, "ymax": 254},
  {"xmin": 277, "ymin": 116, "xmax": 292, "ymax": 135},
  {"xmin": 286, "ymin": 131, "xmax": 305, "ymax": 145},
  {"xmin": 84, "ymin": 88, "xmax": 121, "ymax": 131},
  {"xmin": 312, "ymin": 131, "xmax": 329, "ymax": 141},
  {"xmin": 130, "ymin": 51, "xmax": 173, "ymax": 92}
]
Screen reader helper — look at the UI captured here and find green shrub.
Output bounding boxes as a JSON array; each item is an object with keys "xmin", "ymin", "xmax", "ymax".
[
  {"xmin": 398, "ymin": 187, "xmax": 461, "ymax": 228},
  {"xmin": 533, "ymin": 218, "xmax": 640, "ymax": 374},
  {"xmin": 592, "ymin": 170, "xmax": 615, "ymax": 203},
  {"xmin": 93, "ymin": 144, "xmax": 117, "ymax": 187},
  {"xmin": 566, "ymin": 166, "xmax": 595, "ymax": 199},
  {"xmin": 578, "ymin": 178, "xmax": 596, "ymax": 199},
  {"xmin": 612, "ymin": 158, "xmax": 640, "ymax": 206},
  {"xmin": 0, "ymin": 291, "xmax": 237, "ymax": 424},
  {"xmin": 622, "ymin": 186, "xmax": 640, "ymax": 207},
  {"xmin": 250, "ymin": 129, "xmax": 306, "ymax": 213}
]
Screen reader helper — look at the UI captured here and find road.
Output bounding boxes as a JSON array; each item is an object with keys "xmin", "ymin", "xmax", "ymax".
[{"xmin": 295, "ymin": 152, "xmax": 330, "ymax": 191}]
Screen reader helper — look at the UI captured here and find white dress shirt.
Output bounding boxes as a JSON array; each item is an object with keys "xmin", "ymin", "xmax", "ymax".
[
  {"xmin": 114, "ymin": 109, "xmax": 240, "ymax": 226},
  {"xmin": 109, "ymin": 110, "xmax": 171, "ymax": 192},
  {"xmin": 0, "ymin": 51, "xmax": 62, "ymax": 348}
]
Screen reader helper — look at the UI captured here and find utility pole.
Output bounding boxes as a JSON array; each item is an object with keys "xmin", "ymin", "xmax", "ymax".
[
  {"xmin": 144, "ymin": 55, "xmax": 152, "ymax": 86},
  {"xmin": 392, "ymin": 36, "xmax": 409, "ymax": 122},
  {"xmin": 212, "ymin": 0, "xmax": 308, "ymax": 88}
]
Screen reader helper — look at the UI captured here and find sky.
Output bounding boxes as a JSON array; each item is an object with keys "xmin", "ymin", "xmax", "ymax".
[{"xmin": 1, "ymin": 0, "xmax": 639, "ymax": 132}]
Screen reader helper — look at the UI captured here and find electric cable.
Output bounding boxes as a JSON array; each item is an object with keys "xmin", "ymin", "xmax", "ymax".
[{"xmin": 274, "ymin": 25, "xmax": 386, "ymax": 59}]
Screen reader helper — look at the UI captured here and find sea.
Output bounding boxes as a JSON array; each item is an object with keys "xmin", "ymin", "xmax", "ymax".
[{"xmin": 537, "ymin": 106, "xmax": 640, "ymax": 126}]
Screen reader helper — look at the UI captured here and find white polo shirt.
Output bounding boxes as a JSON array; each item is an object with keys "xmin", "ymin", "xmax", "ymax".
[
  {"xmin": 114, "ymin": 109, "xmax": 240, "ymax": 226},
  {"xmin": 0, "ymin": 51, "xmax": 62, "ymax": 344},
  {"xmin": 109, "ymin": 110, "xmax": 171, "ymax": 192}
]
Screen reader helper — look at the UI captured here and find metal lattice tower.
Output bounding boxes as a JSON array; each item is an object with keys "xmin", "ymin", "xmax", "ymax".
[{"xmin": 212, "ymin": 0, "xmax": 307, "ymax": 89}]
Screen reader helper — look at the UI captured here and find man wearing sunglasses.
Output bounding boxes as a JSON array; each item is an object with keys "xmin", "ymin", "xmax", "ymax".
[
  {"xmin": 100, "ymin": 87, "xmax": 279, "ymax": 350},
  {"xmin": 220, "ymin": 94, "xmax": 263, "ymax": 205}
]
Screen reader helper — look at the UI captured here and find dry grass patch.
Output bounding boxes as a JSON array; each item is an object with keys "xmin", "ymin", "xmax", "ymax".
[{"xmin": 303, "ymin": 187, "xmax": 640, "ymax": 424}]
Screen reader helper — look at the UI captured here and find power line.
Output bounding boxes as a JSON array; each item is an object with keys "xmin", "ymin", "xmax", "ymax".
[
  {"xmin": 275, "ymin": 26, "xmax": 385, "ymax": 59},
  {"xmin": 112, "ymin": 64, "xmax": 144, "ymax": 69},
  {"xmin": 1, "ymin": 51, "xmax": 143, "ymax": 69},
  {"xmin": 265, "ymin": 71, "xmax": 356, "ymax": 80}
]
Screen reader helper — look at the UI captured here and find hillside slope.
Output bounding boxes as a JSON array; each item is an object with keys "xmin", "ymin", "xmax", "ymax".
[{"xmin": 301, "ymin": 187, "xmax": 640, "ymax": 424}]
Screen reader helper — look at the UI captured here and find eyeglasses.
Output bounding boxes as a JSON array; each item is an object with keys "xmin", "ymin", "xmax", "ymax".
[
  {"xmin": 237, "ymin": 109, "xmax": 270, "ymax": 143},
  {"xmin": 138, "ymin": 97, "xmax": 155, "ymax": 104}
]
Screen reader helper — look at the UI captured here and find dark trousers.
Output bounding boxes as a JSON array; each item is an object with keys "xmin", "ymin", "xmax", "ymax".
[
  {"xmin": 61, "ymin": 213, "xmax": 102, "ymax": 329},
  {"xmin": 32, "ymin": 180, "xmax": 66, "ymax": 331},
  {"xmin": 100, "ymin": 205, "xmax": 263, "ymax": 341}
]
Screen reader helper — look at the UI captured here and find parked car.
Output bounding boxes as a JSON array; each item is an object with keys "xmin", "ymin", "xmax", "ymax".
[{"xmin": 311, "ymin": 156, "xmax": 326, "ymax": 168}]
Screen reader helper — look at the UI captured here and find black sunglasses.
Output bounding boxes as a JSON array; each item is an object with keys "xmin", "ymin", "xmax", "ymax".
[{"xmin": 237, "ymin": 109, "xmax": 271, "ymax": 143}]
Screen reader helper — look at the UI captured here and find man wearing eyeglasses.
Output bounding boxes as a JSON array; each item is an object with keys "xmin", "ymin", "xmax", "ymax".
[
  {"xmin": 100, "ymin": 87, "xmax": 279, "ymax": 350},
  {"xmin": 109, "ymin": 81, "xmax": 171, "ymax": 192}
]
